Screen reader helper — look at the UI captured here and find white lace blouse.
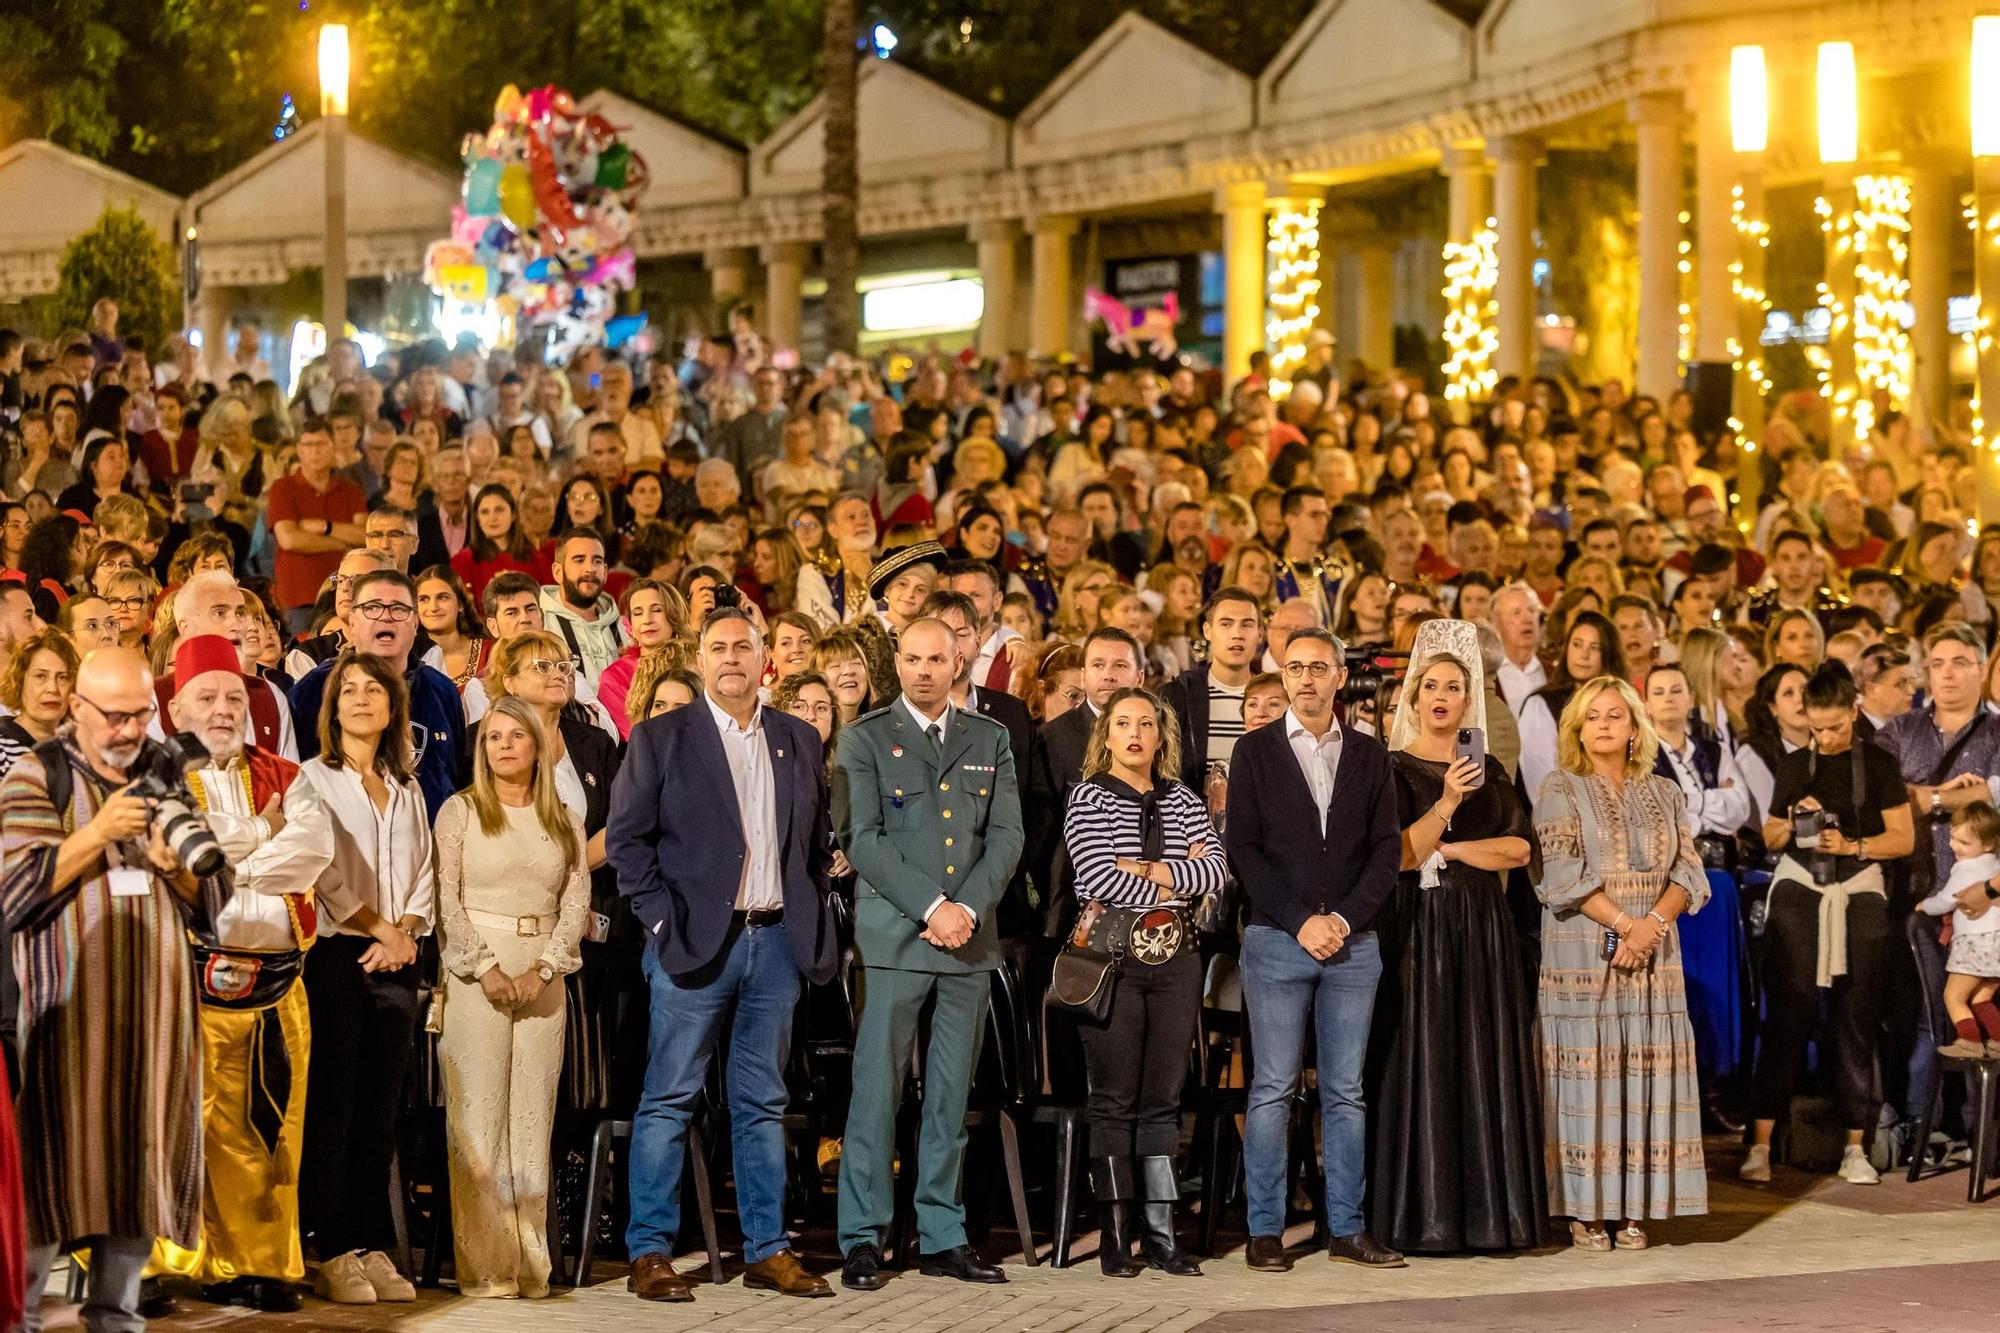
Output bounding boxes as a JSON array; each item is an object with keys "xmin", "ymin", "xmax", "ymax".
[{"xmin": 433, "ymin": 794, "xmax": 591, "ymax": 981}]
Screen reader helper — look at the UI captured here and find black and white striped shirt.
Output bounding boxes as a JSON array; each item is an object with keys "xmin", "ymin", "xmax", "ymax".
[
  {"xmin": 1206, "ymin": 679, "xmax": 1246, "ymax": 766},
  {"xmin": 1063, "ymin": 776, "xmax": 1229, "ymax": 909}
]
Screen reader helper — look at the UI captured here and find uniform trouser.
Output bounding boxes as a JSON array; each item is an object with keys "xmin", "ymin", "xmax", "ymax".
[
  {"xmin": 155, "ymin": 979, "xmax": 312, "ymax": 1286},
  {"xmin": 837, "ymin": 968, "xmax": 989, "ymax": 1256},
  {"xmin": 301, "ymin": 935, "xmax": 420, "ymax": 1259},
  {"xmin": 1750, "ymin": 880, "xmax": 1889, "ymax": 1132},
  {"xmin": 1077, "ymin": 950, "xmax": 1200, "ymax": 1157},
  {"xmin": 440, "ymin": 929, "xmax": 566, "ymax": 1297},
  {"xmin": 21, "ymin": 1237, "xmax": 147, "ymax": 1333}
]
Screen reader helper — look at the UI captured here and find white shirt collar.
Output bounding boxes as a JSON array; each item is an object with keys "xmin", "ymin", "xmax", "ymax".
[
  {"xmin": 1285, "ymin": 708, "xmax": 1342, "ymax": 746},
  {"xmin": 901, "ymin": 694, "xmax": 951, "ymax": 738},
  {"xmin": 706, "ymin": 694, "xmax": 761, "ymax": 738}
]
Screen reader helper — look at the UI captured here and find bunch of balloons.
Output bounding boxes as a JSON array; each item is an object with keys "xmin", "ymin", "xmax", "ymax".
[{"xmin": 424, "ymin": 84, "xmax": 650, "ymax": 360}]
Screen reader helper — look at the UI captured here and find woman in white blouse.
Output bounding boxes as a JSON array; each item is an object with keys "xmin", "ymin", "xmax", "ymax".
[
  {"xmin": 435, "ymin": 696, "xmax": 590, "ymax": 1298},
  {"xmin": 297, "ymin": 652, "xmax": 435, "ymax": 1306}
]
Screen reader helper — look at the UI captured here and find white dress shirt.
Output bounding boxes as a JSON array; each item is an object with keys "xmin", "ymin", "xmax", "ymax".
[
  {"xmin": 706, "ymin": 696, "xmax": 782, "ymax": 911},
  {"xmin": 1496, "ymin": 654, "xmax": 1547, "ymax": 716},
  {"xmin": 900, "ymin": 695, "xmax": 976, "ymax": 926},
  {"xmin": 1656, "ymin": 732, "xmax": 1756, "ymax": 836},
  {"xmin": 190, "ymin": 759, "xmax": 336, "ymax": 950},
  {"xmin": 1518, "ymin": 694, "xmax": 1559, "ymax": 813},
  {"xmin": 297, "ymin": 757, "xmax": 437, "ymax": 936},
  {"xmin": 1284, "ymin": 708, "xmax": 1344, "ymax": 835}
]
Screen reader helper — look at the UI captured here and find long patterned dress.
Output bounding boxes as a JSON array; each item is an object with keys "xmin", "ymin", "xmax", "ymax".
[
  {"xmin": 1534, "ymin": 770, "xmax": 1709, "ymax": 1223},
  {"xmin": 0, "ymin": 738, "xmax": 203, "ymax": 1247}
]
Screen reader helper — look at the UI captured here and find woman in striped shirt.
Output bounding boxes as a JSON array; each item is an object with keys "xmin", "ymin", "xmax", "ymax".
[{"xmin": 1063, "ymin": 686, "xmax": 1228, "ymax": 1277}]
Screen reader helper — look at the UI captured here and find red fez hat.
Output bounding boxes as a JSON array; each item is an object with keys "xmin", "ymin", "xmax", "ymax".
[
  {"xmin": 61, "ymin": 509, "xmax": 94, "ymax": 527},
  {"xmin": 173, "ymin": 634, "xmax": 242, "ymax": 692}
]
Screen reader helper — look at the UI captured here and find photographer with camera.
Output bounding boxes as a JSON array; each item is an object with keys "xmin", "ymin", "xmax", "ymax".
[
  {"xmin": 1742, "ymin": 662, "xmax": 1913, "ymax": 1187},
  {"xmin": 1, "ymin": 647, "xmax": 208, "ymax": 1331},
  {"xmin": 154, "ymin": 634, "xmax": 335, "ymax": 1313}
]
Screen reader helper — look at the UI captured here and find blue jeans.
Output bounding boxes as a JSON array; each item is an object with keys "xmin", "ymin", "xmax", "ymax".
[
  {"xmin": 1241, "ymin": 924, "xmax": 1383, "ymax": 1239},
  {"xmin": 625, "ymin": 922, "xmax": 801, "ymax": 1263}
]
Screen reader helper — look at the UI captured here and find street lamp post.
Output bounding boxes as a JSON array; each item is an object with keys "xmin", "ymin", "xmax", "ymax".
[
  {"xmin": 1972, "ymin": 17, "xmax": 2000, "ymax": 522},
  {"xmin": 319, "ymin": 24, "xmax": 350, "ymax": 342}
]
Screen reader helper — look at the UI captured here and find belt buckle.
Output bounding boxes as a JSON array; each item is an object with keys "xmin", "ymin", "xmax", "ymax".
[{"xmin": 516, "ymin": 915, "xmax": 538, "ymax": 937}]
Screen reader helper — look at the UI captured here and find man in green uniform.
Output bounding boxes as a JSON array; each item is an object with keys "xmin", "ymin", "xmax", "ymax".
[{"xmin": 833, "ymin": 617, "xmax": 1023, "ymax": 1290}]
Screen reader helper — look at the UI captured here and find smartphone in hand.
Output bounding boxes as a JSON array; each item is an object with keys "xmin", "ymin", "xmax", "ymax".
[{"xmin": 1454, "ymin": 727, "xmax": 1486, "ymax": 787}]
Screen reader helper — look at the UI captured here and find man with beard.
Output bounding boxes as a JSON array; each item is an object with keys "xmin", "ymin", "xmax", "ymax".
[
  {"xmin": 538, "ymin": 528, "xmax": 627, "ymax": 691},
  {"xmin": 2, "ymin": 647, "xmax": 208, "ymax": 1330},
  {"xmin": 153, "ymin": 570, "xmax": 298, "ymax": 759},
  {"xmin": 795, "ymin": 492, "xmax": 880, "ymax": 629},
  {"xmin": 288, "ymin": 569, "xmax": 467, "ymax": 820},
  {"xmin": 155, "ymin": 636, "xmax": 335, "ymax": 1312}
]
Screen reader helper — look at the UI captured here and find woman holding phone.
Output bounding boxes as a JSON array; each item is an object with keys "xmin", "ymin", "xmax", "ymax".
[{"xmin": 1367, "ymin": 619, "xmax": 1543, "ymax": 1253}]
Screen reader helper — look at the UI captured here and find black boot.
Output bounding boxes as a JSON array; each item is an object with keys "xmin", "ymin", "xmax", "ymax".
[
  {"xmin": 1091, "ymin": 1156, "xmax": 1143, "ymax": 1277},
  {"xmin": 1135, "ymin": 1155, "xmax": 1202, "ymax": 1276}
]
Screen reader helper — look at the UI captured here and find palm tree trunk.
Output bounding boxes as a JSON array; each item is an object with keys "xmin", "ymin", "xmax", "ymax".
[{"xmin": 820, "ymin": 0, "xmax": 860, "ymax": 358}]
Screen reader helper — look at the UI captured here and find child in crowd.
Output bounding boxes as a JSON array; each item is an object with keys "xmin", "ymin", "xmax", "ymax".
[{"xmin": 1921, "ymin": 801, "xmax": 2000, "ymax": 1057}]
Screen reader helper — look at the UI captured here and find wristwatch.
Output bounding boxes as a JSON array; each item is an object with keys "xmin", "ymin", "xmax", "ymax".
[
  {"xmin": 1931, "ymin": 788, "xmax": 1943, "ymax": 815},
  {"xmin": 536, "ymin": 963, "xmax": 555, "ymax": 983}
]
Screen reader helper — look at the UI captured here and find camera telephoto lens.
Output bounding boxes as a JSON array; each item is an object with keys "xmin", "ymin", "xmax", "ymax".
[{"xmin": 154, "ymin": 797, "xmax": 225, "ymax": 877}]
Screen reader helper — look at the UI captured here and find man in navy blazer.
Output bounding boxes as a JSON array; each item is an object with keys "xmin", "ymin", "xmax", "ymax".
[
  {"xmin": 608, "ymin": 606, "xmax": 837, "ymax": 1302},
  {"xmin": 1223, "ymin": 627, "xmax": 1405, "ymax": 1274}
]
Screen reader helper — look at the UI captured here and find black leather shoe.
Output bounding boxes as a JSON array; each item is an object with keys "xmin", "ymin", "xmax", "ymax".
[
  {"xmin": 139, "ymin": 1279, "xmax": 178, "ymax": 1319},
  {"xmin": 918, "ymin": 1245, "xmax": 1006, "ymax": 1284},
  {"xmin": 1327, "ymin": 1232, "xmax": 1406, "ymax": 1268},
  {"xmin": 1245, "ymin": 1235, "xmax": 1292, "ymax": 1272},
  {"xmin": 202, "ymin": 1277, "xmax": 303, "ymax": 1313},
  {"xmin": 841, "ymin": 1244, "xmax": 890, "ymax": 1291},
  {"xmin": 1134, "ymin": 1156, "xmax": 1201, "ymax": 1277}
]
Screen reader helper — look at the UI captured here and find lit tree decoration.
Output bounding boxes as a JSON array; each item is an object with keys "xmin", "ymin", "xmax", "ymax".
[
  {"xmin": 1265, "ymin": 199, "xmax": 1323, "ymax": 398},
  {"xmin": 273, "ymin": 93, "xmax": 301, "ymax": 141},
  {"xmin": 1728, "ymin": 182, "xmax": 1773, "ymax": 444},
  {"xmin": 1850, "ymin": 173, "xmax": 1912, "ymax": 444},
  {"xmin": 1442, "ymin": 220, "xmax": 1500, "ymax": 410}
]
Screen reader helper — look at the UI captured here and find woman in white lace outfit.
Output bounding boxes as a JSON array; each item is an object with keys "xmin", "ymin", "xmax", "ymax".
[{"xmin": 436, "ymin": 695, "xmax": 590, "ymax": 1298}]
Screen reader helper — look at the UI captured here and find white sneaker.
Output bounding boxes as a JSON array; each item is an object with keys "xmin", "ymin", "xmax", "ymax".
[
  {"xmin": 1838, "ymin": 1145, "xmax": 1881, "ymax": 1186},
  {"xmin": 1738, "ymin": 1144, "xmax": 1771, "ymax": 1183},
  {"xmin": 358, "ymin": 1250, "xmax": 417, "ymax": 1301},
  {"xmin": 314, "ymin": 1251, "xmax": 377, "ymax": 1304}
]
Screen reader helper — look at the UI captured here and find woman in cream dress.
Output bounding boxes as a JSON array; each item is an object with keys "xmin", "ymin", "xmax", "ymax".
[{"xmin": 435, "ymin": 696, "xmax": 590, "ymax": 1297}]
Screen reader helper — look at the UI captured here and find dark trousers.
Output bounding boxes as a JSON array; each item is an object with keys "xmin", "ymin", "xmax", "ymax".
[
  {"xmin": 1077, "ymin": 949, "xmax": 1200, "ymax": 1157},
  {"xmin": 1750, "ymin": 880, "xmax": 1888, "ymax": 1132},
  {"xmin": 302, "ymin": 933, "xmax": 422, "ymax": 1257}
]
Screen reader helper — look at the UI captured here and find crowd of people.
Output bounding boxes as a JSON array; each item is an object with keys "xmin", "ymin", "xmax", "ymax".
[{"xmin": 0, "ymin": 293, "xmax": 1996, "ymax": 1326}]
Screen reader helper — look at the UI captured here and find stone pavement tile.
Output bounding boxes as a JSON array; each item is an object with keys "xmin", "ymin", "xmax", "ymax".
[{"xmin": 1188, "ymin": 1259, "xmax": 2000, "ymax": 1333}]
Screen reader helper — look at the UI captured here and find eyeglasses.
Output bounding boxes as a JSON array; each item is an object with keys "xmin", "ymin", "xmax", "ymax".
[
  {"xmin": 355, "ymin": 600, "xmax": 415, "ymax": 623},
  {"xmin": 788, "ymin": 700, "xmax": 834, "ymax": 720},
  {"xmin": 1055, "ymin": 686, "xmax": 1085, "ymax": 705},
  {"xmin": 1282, "ymin": 662, "xmax": 1334, "ymax": 680},
  {"xmin": 528, "ymin": 659, "xmax": 576, "ymax": 679},
  {"xmin": 367, "ymin": 528, "xmax": 412, "ymax": 543},
  {"xmin": 74, "ymin": 694, "xmax": 157, "ymax": 730},
  {"xmin": 105, "ymin": 596, "xmax": 148, "ymax": 613}
]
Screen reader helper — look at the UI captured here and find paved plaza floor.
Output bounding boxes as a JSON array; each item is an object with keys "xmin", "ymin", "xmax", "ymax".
[{"xmin": 40, "ymin": 1141, "xmax": 2000, "ymax": 1332}]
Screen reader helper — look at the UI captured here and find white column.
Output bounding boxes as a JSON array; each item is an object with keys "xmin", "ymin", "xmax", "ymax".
[
  {"xmin": 705, "ymin": 247, "xmax": 751, "ymax": 309},
  {"xmin": 1216, "ymin": 182, "xmax": 1268, "ymax": 382},
  {"xmin": 1909, "ymin": 152, "xmax": 1956, "ymax": 426},
  {"xmin": 1632, "ymin": 92, "xmax": 1687, "ymax": 400},
  {"xmin": 1356, "ymin": 245, "xmax": 1395, "ymax": 370},
  {"xmin": 1442, "ymin": 144, "xmax": 1491, "ymax": 247},
  {"xmin": 1694, "ymin": 85, "xmax": 1738, "ymax": 366},
  {"xmin": 971, "ymin": 220, "xmax": 1022, "ymax": 359},
  {"xmin": 1029, "ymin": 215, "xmax": 1080, "ymax": 358},
  {"xmin": 1491, "ymin": 136, "xmax": 1541, "ymax": 380},
  {"xmin": 1976, "ymin": 158, "xmax": 2000, "ymax": 522},
  {"xmin": 761, "ymin": 242, "xmax": 808, "ymax": 354}
]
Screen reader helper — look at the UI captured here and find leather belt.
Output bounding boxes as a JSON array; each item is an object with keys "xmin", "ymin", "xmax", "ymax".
[
  {"xmin": 467, "ymin": 908, "xmax": 559, "ymax": 938},
  {"xmin": 736, "ymin": 908, "xmax": 785, "ymax": 929}
]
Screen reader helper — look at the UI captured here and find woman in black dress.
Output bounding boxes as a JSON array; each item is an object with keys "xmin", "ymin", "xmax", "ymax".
[{"xmin": 1367, "ymin": 619, "xmax": 1545, "ymax": 1253}]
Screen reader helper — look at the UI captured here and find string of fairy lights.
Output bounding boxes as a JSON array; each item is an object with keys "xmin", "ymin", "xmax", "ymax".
[
  {"xmin": 1441, "ymin": 221, "xmax": 1500, "ymax": 408},
  {"xmin": 1850, "ymin": 172, "xmax": 1913, "ymax": 444},
  {"xmin": 1264, "ymin": 199, "xmax": 1323, "ymax": 398}
]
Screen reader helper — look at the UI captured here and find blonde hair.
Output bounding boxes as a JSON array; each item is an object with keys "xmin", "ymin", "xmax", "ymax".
[
  {"xmin": 1080, "ymin": 687, "xmax": 1185, "ymax": 786},
  {"xmin": 1555, "ymin": 674, "xmax": 1659, "ymax": 778},
  {"xmin": 1950, "ymin": 799, "xmax": 2000, "ymax": 854},
  {"xmin": 92, "ymin": 492, "xmax": 150, "ymax": 544},
  {"xmin": 1677, "ymin": 626, "xmax": 1729, "ymax": 716},
  {"xmin": 1054, "ymin": 559, "xmax": 1116, "ymax": 639},
  {"xmin": 464, "ymin": 695, "xmax": 581, "ymax": 868},
  {"xmin": 484, "ymin": 629, "xmax": 572, "ymax": 702}
]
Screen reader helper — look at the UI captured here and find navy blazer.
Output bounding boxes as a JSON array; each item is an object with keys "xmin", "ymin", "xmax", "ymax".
[
  {"xmin": 607, "ymin": 700, "xmax": 838, "ymax": 985},
  {"xmin": 1222, "ymin": 718, "xmax": 1402, "ymax": 937}
]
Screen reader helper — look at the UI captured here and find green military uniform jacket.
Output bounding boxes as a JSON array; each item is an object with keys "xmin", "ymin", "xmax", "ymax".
[{"xmin": 832, "ymin": 701, "xmax": 1024, "ymax": 974}]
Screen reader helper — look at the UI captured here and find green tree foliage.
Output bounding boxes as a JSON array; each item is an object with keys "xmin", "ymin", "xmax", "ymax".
[{"xmin": 49, "ymin": 205, "xmax": 178, "ymax": 349}]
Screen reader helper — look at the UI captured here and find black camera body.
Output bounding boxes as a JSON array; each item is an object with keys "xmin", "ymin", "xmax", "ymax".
[
  {"xmin": 130, "ymin": 734, "xmax": 226, "ymax": 878},
  {"xmin": 1790, "ymin": 806, "xmax": 1839, "ymax": 848}
]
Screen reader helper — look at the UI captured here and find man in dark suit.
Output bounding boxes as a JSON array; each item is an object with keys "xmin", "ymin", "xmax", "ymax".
[
  {"xmin": 410, "ymin": 444, "xmax": 471, "ymax": 575},
  {"xmin": 1161, "ymin": 585, "xmax": 1264, "ymax": 790},
  {"xmin": 608, "ymin": 606, "xmax": 839, "ymax": 1303},
  {"xmin": 926, "ymin": 590, "xmax": 1045, "ymax": 944},
  {"xmin": 1038, "ymin": 627, "xmax": 1143, "ymax": 935},
  {"xmin": 1223, "ymin": 627, "xmax": 1404, "ymax": 1273},
  {"xmin": 833, "ymin": 618, "xmax": 1024, "ymax": 1290}
]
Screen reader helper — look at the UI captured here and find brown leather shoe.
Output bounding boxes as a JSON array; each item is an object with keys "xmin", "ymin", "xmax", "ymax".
[
  {"xmin": 1245, "ymin": 1235, "xmax": 1292, "ymax": 1272},
  {"xmin": 627, "ymin": 1252, "xmax": 694, "ymax": 1302},
  {"xmin": 743, "ymin": 1249, "xmax": 833, "ymax": 1298}
]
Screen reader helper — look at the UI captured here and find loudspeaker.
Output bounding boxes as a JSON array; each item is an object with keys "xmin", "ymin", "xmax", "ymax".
[{"xmin": 1685, "ymin": 361, "xmax": 1735, "ymax": 438}]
